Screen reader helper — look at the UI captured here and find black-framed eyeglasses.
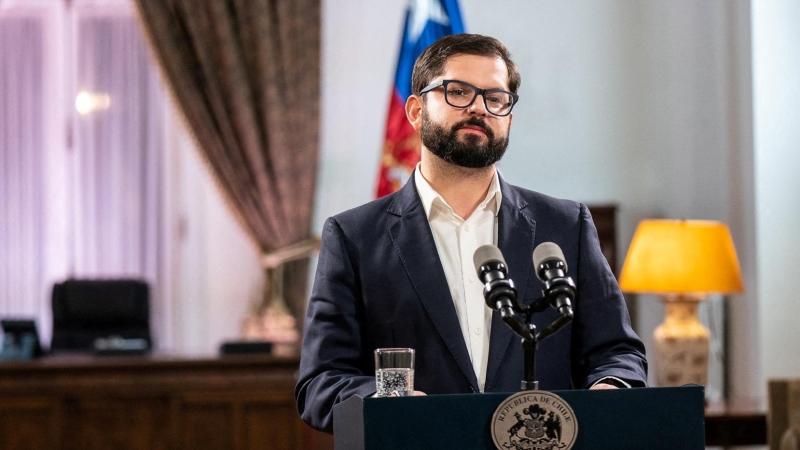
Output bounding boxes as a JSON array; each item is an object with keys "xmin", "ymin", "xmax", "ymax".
[{"xmin": 418, "ymin": 79, "xmax": 519, "ymax": 117}]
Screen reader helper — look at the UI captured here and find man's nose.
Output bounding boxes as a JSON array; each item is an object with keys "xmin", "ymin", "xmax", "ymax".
[{"xmin": 467, "ymin": 94, "xmax": 489, "ymax": 116}]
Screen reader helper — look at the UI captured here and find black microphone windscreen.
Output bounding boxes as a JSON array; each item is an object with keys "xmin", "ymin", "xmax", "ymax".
[
  {"xmin": 533, "ymin": 242, "xmax": 567, "ymax": 280},
  {"xmin": 473, "ymin": 245, "xmax": 506, "ymax": 275}
]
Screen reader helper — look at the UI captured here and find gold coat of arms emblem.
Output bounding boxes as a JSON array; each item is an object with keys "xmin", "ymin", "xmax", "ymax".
[{"xmin": 491, "ymin": 391, "xmax": 578, "ymax": 450}]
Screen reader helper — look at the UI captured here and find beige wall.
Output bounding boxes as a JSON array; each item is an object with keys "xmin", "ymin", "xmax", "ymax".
[
  {"xmin": 753, "ymin": 0, "xmax": 800, "ymax": 383},
  {"xmin": 179, "ymin": 1, "xmax": 799, "ymax": 410},
  {"xmin": 316, "ymin": 0, "xmax": 760, "ymax": 400}
]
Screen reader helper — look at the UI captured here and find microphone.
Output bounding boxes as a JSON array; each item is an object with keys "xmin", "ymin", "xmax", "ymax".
[
  {"xmin": 532, "ymin": 242, "xmax": 575, "ymax": 318},
  {"xmin": 474, "ymin": 245, "xmax": 533, "ymax": 341}
]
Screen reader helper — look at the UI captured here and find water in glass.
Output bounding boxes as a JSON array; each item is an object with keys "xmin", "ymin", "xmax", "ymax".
[{"xmin": 375, "ymin": 368, "xmax": 414, "ymax": 397}]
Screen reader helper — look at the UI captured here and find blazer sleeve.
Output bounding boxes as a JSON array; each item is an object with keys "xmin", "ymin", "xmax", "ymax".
[
  {"xmin": 571, "ymin": 204, "xmax": 648, "ymax": 388},
  {"xmin": 295, "ymin": 217, "xmax": 376, "ymax": 433}
]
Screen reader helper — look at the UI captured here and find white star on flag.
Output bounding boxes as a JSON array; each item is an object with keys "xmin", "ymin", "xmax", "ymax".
[{"xmin": 407, "ymin": 0, "xmax": 451, "ymax": 43}]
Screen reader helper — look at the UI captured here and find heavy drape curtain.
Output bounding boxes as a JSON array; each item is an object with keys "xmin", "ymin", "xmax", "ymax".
[{"xmin": 134, "ymin": 1, "xmax": 320, "ymax": 320}]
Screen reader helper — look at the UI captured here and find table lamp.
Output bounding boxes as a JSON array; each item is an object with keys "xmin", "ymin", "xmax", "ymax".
[
  {"xmin": 619, "ymin": 219, "xmax": 744, "ymax": 387},
  {"xmin": 238, "ymin": 238, "xmax": 320, "ymax": 356}
]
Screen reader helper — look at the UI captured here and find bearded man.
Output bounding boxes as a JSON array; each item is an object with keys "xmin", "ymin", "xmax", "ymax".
[{"xmin": 295, "ymin": 34, "xmax": 647, "ymax": 433}]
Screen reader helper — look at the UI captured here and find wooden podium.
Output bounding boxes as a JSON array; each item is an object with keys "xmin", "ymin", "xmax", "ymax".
[{"xmin": 333, "ymin": 386, "xmax": 705, "ymax": 449}]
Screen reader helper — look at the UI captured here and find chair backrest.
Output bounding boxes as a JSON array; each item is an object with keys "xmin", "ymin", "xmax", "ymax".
[{"xmin": 51, "ymin": 279, "xmax": 151, "ymax": 352}]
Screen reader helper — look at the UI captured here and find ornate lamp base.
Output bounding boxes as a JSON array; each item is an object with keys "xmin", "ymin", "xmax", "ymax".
[{"xmin": 653, "ymin": 295, "xmax": 709, "ymax": 387}]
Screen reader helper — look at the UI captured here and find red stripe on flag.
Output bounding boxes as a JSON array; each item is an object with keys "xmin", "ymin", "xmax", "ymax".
[{"xmin": 376, "ymin": 90, "xmax": 421, "ymax": 198}]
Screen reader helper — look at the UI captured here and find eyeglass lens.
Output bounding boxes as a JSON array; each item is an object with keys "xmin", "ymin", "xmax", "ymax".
[{"xmin": 444, "ymin": 81, "xmax": 515, "ymax": 115}]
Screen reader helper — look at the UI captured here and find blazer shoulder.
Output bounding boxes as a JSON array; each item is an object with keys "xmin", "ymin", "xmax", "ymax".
[
  {"xmin": 508, "ymin": 183, "xmax": 584, "ymax": 222},
  {"xmin": 328, "ymin": 191, "xmax": 402, "ymax": 232}
]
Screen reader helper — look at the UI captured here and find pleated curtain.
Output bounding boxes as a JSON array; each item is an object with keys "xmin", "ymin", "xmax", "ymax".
[{"xmin": 133, "ymin": 0, "xmax": 320, "ymax": 322}]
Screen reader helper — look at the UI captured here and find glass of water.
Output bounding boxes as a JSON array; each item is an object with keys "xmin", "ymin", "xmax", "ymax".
[{"xmin": 374, "ymin": 348, "xmax": 415, "ymax": 397}]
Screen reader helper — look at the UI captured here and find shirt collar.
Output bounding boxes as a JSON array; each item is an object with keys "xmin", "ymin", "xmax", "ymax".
[{"xmin": 414, "ymin": 162, "xmax": 503, "ymax": 220}]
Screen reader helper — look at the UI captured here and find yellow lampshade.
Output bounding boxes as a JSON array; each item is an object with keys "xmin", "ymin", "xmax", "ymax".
[{"xmin": 619, "ymin": 219, "xmax": 744, "ymax": 295}]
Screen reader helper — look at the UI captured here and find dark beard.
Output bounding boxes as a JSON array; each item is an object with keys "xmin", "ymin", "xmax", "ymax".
[{"xmin": 420, "ymin": 108, "xmax": 509, "ymax": 169}]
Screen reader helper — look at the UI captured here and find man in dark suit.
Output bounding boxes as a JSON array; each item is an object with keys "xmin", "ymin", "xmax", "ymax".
[{"xmin": 296, "ymin": 34, "xmax": 647, "ymax": 433}]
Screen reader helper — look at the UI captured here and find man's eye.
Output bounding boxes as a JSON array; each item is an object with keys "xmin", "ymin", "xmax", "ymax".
[{"xmin": 448, "ymin": 89, "xmax": 466, "ymax": 96}]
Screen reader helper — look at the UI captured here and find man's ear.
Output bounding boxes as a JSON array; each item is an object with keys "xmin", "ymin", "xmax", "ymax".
[{"xmin": 405, "ymin": 95, "xmax": 423, "ymax": 132}]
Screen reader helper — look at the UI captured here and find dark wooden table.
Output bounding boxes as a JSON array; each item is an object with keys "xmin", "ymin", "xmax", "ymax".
[
  {"xmin": 705, "ymin": 399, "xmax": 768, "ymax": 447},
  {"xmin": 0, "ymin": 353, "xmax": 329, "ymax": 450}
]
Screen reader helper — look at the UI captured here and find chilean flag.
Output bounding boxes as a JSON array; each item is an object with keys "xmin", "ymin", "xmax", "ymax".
[{"xmin": 375, "ymin": 0, "xmax": 465, "ymax": 198}]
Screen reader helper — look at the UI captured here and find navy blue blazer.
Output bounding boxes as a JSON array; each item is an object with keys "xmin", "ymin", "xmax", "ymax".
[{"xmin": 296, "ymin": 174, "xmax": 647, "ymax": 432}]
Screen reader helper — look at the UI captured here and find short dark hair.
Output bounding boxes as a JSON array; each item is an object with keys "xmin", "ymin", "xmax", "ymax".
[{"xmin": 411, "ymin": 33, "xmax": 521, "ymax": 96}]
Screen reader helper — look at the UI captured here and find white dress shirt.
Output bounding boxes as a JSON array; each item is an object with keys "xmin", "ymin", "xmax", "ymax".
[{"xmin": 414, "ymin": 165, "xmax": 501, "ymax": 392}]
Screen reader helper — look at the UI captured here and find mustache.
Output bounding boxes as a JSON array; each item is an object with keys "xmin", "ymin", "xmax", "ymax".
[{"xmin": 452, "ymin": 118, "xmax": 493, "ymax": 138}]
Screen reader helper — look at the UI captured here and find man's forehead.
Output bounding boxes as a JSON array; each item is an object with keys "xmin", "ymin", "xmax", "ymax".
[{"xmin": 439, "ymin": 54, "xmax": 509, "ymax": 87}]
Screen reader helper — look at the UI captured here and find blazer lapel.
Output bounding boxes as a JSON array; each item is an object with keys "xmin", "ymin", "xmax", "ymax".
[
  {"xmin": 387, "ymin": 176, "xmax": 480, "ymax": 391},
  {"xmin": 485, "ymin": 178, "xmax": 537, "ymax": 389}
]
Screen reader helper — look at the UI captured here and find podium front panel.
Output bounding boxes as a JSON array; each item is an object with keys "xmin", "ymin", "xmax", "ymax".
[{"xmin": 334, "ymin": 386, "xmax": 704, "ymax": 450}]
